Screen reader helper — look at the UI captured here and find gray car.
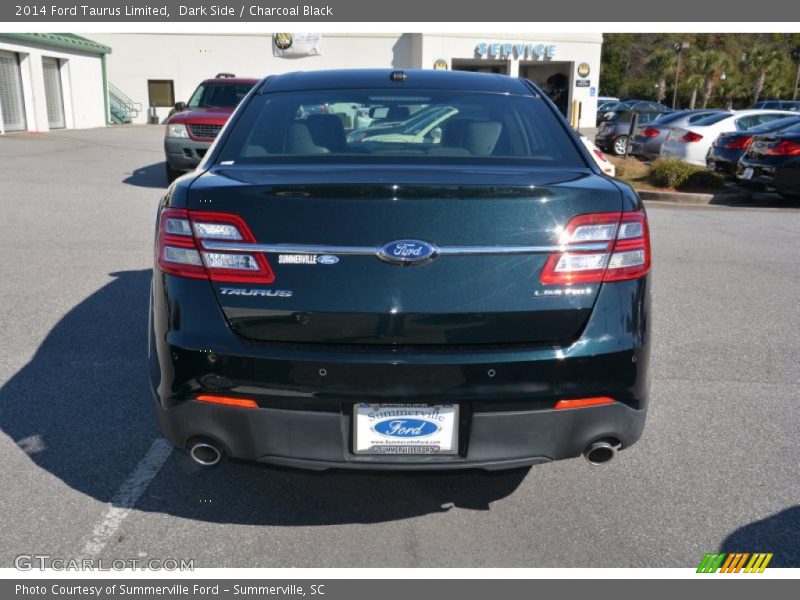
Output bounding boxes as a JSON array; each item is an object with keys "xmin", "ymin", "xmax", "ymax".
[
  {"xmin": 628, "ymin": 109, "xmax": 728, "ymax": 160},
  {"xmin": 595, "ymin": 109, "xmax": 666, "ymax": 156}
]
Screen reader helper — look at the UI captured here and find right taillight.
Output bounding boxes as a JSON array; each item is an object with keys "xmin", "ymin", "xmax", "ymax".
[
  {"xmin": 157, "ymin": 208, "xmax": 275, "ymax": 283},
  {"xmin": 540, "ymin": 211, "xmax": 651, "ymax": 285}
]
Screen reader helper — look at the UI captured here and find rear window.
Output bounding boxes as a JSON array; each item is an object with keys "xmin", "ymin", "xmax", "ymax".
[
  {"xmin": 748, "ymin": 116, "xmax": 800, "ymax": 133},
  {"xmin": 692, "ymin": 112, "xmax": 732, "ymax": 127},
  {"xmin": 216, "ymin": 89, "xmax": 586, "ymax": 167}
]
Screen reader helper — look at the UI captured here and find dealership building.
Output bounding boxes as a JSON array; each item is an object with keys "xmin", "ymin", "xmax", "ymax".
[{"xmin": 0, "ymin": 32, "xmax": 602, "ymax": 134}]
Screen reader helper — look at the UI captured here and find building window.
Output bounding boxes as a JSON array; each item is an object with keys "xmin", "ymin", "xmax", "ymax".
[{"xmin": 147, "ymin": 80, "xmax": 175, "ymax": 107}]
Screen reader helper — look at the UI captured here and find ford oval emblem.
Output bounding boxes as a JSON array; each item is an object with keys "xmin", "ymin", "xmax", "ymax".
[
  {"xmin": 378, "ymin": 239, "xmax": 437, "ymax": 265},
  {"xmin": 372, "ymin": 419, "xmax": 440, "ymax": 438},
  {"xmin": 316, "ymin": 255, "xmax": 339, "ymax": 265}
]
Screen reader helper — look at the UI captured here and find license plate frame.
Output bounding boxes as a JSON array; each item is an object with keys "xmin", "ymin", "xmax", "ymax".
[{"xmin": 353, "ymin": 403, "xmax": 459, "ymax": 455}]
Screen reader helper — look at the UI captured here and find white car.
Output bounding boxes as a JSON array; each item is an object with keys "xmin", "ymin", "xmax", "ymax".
[
  {"xmin": 659, "ymin": 109, "xmax": 796, "ymax": 166},
  {"xmin": 580, "ymin": 135, "xmax": 616, "ymax": 177}
]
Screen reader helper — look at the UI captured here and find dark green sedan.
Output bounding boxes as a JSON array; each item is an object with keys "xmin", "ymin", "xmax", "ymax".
[{"xmin": 149, "ymin": 69, "xmax": 652, "ymax": 471}]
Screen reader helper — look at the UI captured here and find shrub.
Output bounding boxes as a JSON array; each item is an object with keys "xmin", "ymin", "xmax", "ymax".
[{"xmin": 646, "ymin": 158, "xmax": 726, "ymax": 191}]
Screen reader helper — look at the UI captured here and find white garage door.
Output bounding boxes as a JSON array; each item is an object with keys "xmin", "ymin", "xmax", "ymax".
[
  {"xmin": 0, "ymin": 50, "xmax": 27, "ymax": 132},
  {"xmin": 42, "ymin": 57, "xmax": 66, "ymax": 129}
]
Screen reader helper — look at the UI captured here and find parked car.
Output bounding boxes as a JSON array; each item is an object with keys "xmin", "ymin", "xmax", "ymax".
[
  {"xmin": 580, "ymin": 135, "xmax": 616, "ymax": 176},
  {"xmin": 164, "ymin": 74, "xmax": 258, "ymax": 182},
  {"xmin": 659, "ymin": 109, "xmax": 796, "ymax": 166},
  {"xmin": 150, "ymin": 69, "xmax": 651, "ymax": 471},
  {"xmin": 736, "ymin": 122, "xmax": 800, "ymax": 198},
  {"xmin": 707, "ymin": 115, "xmax": 800, "ymax": 177},
  {"xmin": 595, "ymin": 109, "xmax": 667, "ymax": 155},
  {"xmin": 598, "ymin": 95, "xmax": 620, "ymax": 104},
  {"xmin": 629, "ymin": 109, "xmax": 727, "ymax": 160},
  {"xmin": 596, "ymin": 100, "xmax": 670, "ymax": 126},
  {"xmin": 753, "ymin": 100, "xmax": 800, "ymax": 111}
]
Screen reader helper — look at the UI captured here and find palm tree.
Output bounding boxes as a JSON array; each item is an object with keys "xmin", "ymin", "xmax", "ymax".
[
  {"xmin": 684, "ymin": 72, "xmax": 705, "ymax": 109},
  {"xmin": 745, "ymin": 45, "xmax": 785, "ymax": 105},
  {"xmin": 689, "ymin": 49, "xmax": 729, "ymax": 108},
  {"xmin": 715, "ymin": 74, "xmax": 741, "ymax": 110},
  {"xmin": 646, "ymin": 49, "xmax": 678, "ymax": 105}
]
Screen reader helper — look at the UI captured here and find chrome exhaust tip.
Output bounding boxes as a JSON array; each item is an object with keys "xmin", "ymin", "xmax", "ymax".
[
  {"xmin": 583, "ymin": 440, "xmax": 619, "ymax": 465},
  {"xmin": 189, "ymin": 441, "xmax": 222, "ymax": 467}
]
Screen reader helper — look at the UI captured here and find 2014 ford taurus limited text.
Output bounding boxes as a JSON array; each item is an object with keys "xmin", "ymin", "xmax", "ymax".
[{"xmin": 148, "ymin": 69, "xmax": 652, "ymax": 471}]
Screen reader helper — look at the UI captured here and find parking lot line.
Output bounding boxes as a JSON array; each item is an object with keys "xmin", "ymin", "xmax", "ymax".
[{"xmin": 79, "ymin": 438, "xmax": 173, "ymax": 558}]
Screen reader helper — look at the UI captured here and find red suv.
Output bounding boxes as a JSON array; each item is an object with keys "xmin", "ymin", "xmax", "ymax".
[{"xmin": 164, "ymin": 74, "xmax": 258, "ymax": 182}]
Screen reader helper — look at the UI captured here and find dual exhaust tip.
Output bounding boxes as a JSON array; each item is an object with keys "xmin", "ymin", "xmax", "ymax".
[
  {"xmin": 583, "ymin": 440, "xmax": 621, "ymax": 465},
  {"xmin": 189, "ymin": 438, "xmax": 621, "ymax": 468},
  {"xmin": 189, "ymin": 440, "xmax": 222, "ymax": 467}
]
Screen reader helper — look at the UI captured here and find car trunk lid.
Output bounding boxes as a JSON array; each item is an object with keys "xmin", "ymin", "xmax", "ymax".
[{"xmin": 185, "ymin": 164, "xmax": 625, "ymax": 346}]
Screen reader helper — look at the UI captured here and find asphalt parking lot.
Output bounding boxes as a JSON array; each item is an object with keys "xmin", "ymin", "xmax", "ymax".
[{"xmin": 0, "ymin": 125, "xmax": 798, "ymax": 568}]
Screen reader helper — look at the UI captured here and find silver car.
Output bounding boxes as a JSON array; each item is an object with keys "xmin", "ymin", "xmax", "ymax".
[{"xmin": 628, "ymin": 109, "xmax": 728, "ymax": 160}]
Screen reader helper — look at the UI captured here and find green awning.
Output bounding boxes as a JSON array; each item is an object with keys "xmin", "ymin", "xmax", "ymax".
[{"xmin": 0, "ymin": 33, "xmax": 111, "ymax": 55}]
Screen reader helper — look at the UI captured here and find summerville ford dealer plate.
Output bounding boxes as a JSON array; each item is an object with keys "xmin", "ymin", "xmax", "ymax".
[{"xmin": 353, "ymin": 404, "xmax": 459, "ymax": 455}]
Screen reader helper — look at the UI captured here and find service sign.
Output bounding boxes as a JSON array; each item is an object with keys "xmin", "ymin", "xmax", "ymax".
[{"xmin": 476, "ymin": 42, "xmax": 557, "ymax": 60}]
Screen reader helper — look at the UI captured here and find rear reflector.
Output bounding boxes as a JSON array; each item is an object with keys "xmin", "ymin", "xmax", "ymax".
[
  {"xmin": 157, "ymin": 208, "xmax": 275, "ymax": 283},
  {"xmin": 554, "ymin": 397, "xmax": 616, "ymax": 410},
  {"xmin": 540, "ymin": 211, "xmax": 651, "ymax": 285},
  {"xmin": 196, "ymin": 394, "xmax": 258, "ymax": 409}
]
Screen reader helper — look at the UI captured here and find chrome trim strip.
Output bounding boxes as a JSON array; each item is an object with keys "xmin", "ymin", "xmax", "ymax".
[{"xmin": 201, "ymin": 241, "xmax": 610, "ymax": 255}]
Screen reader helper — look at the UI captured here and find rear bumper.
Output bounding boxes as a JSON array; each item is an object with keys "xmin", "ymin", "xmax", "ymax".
[
  {"xmin": 706, "ymin": 147, "xmax": 743, "ymax": 176},
  {"xmin": 628, "ymin": 139, "xmax": 663, "ymax": 159},
  {"xmin": 153, "ymin": 397, "xmax": 645, "ymax": 471},
  {"xmin": 149, "ymin": 274, "xmax": 651, "ymax": 471}
]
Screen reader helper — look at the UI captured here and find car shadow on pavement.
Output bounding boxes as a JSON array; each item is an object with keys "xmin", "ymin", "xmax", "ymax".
[
  {"xmin": 719, "ymin": 506, "xmax": 800, "ymax": 567},
  {"xmin": 0, "ymin": 270, "xmax": 528, "ymax": 527},
  {"xmin": 122, "ymin": 162, "xmax": 168, "ymax": 189}
]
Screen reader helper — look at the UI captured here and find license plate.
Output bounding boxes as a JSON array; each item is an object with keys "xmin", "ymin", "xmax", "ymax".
[
  {"xmin": 708, "ymin": 161, "xmax": 716, "ymax": 170},
  {"xmin": 742, "ymin": 167, "xmax": 754, "ymax": 180},
  {"xmin": 353, "ymin": 403, "xmax": 458, "ymax": 455}
]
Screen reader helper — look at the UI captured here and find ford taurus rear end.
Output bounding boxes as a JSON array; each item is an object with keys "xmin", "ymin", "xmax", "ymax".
[{"xmin": 148, "ymin": 69, "xmax": 651, "ymax": 471}]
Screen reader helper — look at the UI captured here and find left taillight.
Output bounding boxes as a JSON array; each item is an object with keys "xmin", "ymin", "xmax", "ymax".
[
  {"xmin": 540, "ymin": 211, "xmax": 651, "ymax": 285},
  {"xmin": 157, "ymin": 208, "xmax": 275, "ymax": 283},
  {"xmin": 680, "ymin": 131, "xmax": 703, "ymax": 143},
  {"xmin": 764, "ymin": 140, "xmax": 800, "ymax": 156}
]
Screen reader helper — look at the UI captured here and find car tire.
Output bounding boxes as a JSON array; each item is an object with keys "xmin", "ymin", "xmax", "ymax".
[
  {"xmin": 165, "ymin": 163, "xmax": 183, "ymax": 184},
  {"xmin": 612, "ymin": 136, "xmax": 629, "ymax": 156}
]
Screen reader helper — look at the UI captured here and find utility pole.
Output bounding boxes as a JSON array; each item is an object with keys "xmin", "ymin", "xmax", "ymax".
[{"xmin": 672, "ymin": 41, "xmax": 690, "ymax": 109}]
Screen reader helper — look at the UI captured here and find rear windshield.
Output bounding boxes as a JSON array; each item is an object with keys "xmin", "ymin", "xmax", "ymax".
[
  {"xmin": 188, "ymin": 83, "xmax": 254, "ymax": 109},
  {"xmin": 692, "ymin": 112, "xmax": 732, "ymax": 126},
  {"xmin": 215, "ymin": 89, "xmax": 586, "ymax": 167},
  {"xmin": 748, "ymin": 116, "xmax": 800, "ymax": 133}
]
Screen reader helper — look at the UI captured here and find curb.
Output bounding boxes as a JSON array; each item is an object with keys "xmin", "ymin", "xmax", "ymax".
[{"xmin": 635, "ymin": 189, "xmax": 750, "ymax": 205}]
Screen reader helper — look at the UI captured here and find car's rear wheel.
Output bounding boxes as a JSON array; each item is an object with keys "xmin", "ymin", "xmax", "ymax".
[
  {"xmin": 612, "ymin": 136, "xmax": 629, "ymax": 156},
  {"xmin": 165, "ymin": 163, "xmax": 182, "ymax": 184}
]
